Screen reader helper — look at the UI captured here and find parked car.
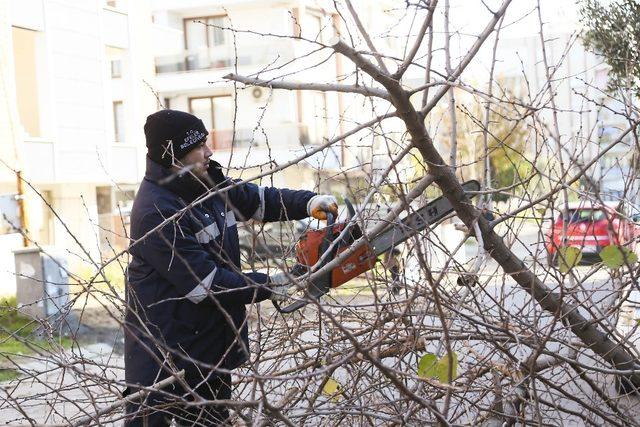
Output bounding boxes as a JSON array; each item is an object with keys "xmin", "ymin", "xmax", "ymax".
[{"xmin": 545, "ymin": 201, "xmax": 638, "ymax": 264}]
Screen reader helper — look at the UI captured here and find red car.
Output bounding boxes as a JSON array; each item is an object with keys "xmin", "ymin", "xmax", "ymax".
[{"xmin": 545, "ymin": 201, "xmax": 639, "ymax": 263}]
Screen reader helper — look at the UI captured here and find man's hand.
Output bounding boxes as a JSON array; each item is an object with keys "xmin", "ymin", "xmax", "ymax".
[
  {"xmin": 307, "ymin": 194, "xmax": 338, "ymax": 220},
  {"xmin": 269, "ymin": 265, "xmax": 310, "ymax": 302},
  {"xmin": 269, "ymin": 272, "xmax": 295, "ymax": 302}
]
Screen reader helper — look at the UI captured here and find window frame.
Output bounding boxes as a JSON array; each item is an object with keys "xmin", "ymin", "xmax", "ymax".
[
  {"xmin": 182, "ymin": 14, "xmax": 229, "ymax": 50},
  {"xmin": 188, "ymin": 95, "xmax": 232, "ymax": 129},
  {"xmin": 188, "ymin": 94, "xmax": 233, "ymax": 149},
  {"xmin": 110, "ymin": 59, "xmax": 122, "ymax": 79}
]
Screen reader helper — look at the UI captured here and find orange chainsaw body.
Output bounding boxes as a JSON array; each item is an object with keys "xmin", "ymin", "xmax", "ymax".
[{"xmin": 295, "ymin": 222, "xmax": 377, "ymax": 288}]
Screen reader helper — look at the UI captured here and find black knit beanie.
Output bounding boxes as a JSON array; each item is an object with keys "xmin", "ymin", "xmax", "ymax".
[{"xmin": 144, "ymin": 109, "xmax": 209, "ymax": 167}]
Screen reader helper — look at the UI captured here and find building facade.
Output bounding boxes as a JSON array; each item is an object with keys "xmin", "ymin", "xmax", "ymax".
[
  {"xmin": 487, "ymin": 2, "xmax": 638, "ymax": 204},
  {"xmin": 150, "ymin": 0, "xmax": 349, "ymax": 189},
  {"xmin": 0, "ymin": 0, "xmax": 156, "ymax": 295}
]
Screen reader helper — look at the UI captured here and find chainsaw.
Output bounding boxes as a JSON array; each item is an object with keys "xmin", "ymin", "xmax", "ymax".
[{"xmin": 272, "ymin": 180, "xmax": 481, "ymax": 313}]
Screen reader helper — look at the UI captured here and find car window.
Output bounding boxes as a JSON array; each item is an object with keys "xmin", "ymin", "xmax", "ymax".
[{"xmin": 567, "ymin": 209, "xmax": 605, "ymax": 222}]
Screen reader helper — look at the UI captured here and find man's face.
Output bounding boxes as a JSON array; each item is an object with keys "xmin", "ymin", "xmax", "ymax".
[{"xmin": 174, "ymin": 138, "xmax": 213, "ymax": 180}]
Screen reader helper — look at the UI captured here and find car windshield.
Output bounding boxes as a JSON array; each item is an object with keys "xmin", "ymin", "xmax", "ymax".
[{"xmin": 566, "ymin": 209, "xmax": 606, "ymax": 222}]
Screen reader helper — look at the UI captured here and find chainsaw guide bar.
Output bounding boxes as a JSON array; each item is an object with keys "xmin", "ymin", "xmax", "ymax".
[{"xmin": 371, "ymin": 180, "xmax": 481, "ymax": 256}]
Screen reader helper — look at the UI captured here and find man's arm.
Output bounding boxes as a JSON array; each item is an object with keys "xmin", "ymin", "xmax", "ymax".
[
  {"xmin": 131, "ymin": 210, "xmax": 272, "ymax": 305},
  {"xmin": 228, "ymin": 181, "xmax": 317, "ymax": 222}
]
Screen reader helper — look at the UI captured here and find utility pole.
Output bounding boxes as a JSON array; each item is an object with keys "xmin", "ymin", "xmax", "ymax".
[{"xmin": 16, "ymin": 170, "xmax": 28, "ymax": 247}]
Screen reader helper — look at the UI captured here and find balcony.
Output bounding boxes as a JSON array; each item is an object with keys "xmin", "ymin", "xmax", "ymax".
[
  {"xmin": 154, "ymin": 41, "xmax": 295, "ymax": 75},
  {"xmin": 102, "ymin": 6, "xmax": 129, "ymax": 49},
  {"xmin": 10, "ymin": 0, "xmax": 44, "ymax": 31},
  {"xmin": 209, "ymin": 123, "xmax": 310, "ymax": 150},
  {"xmin": 208, "ymin": 124, "xmax": 341, "ymax": 170},
  {"xmin": 155, "ymin": 48, "xmax": 241, "ymax": 74},
  {"xmin": 109, "ymin": 144, "xmax": 139, "ymax": 183}
]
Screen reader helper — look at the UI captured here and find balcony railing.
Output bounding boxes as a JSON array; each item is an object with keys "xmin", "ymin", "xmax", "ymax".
[
  {"xmin": 154, "ymin": 42, "xmax": 294, "ymax": 74},
  {"xmin": 209, "ymin": 124, "xmax": 313, "ymax": 150},
  {"xmin": 155, "ymin": 48, "xmax": 237, "ymax": 74},
  {"xmin": 208, "ymin": 124, "xmax": 342, "ymax": 169}
]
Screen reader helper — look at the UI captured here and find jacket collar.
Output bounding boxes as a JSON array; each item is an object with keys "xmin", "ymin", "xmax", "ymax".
[
  {"xmin": 144, "ymin": 156, "xmax": 231, "ymax": 202},
  {"xmin": 144, "ymin": 156, "xmax": 172, "ymax": 183}
]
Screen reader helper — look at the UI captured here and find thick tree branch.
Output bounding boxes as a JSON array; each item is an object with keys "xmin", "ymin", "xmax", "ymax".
[{"xmin": 223, "ymin": 73, "xmax": 391, "ymax": 100}]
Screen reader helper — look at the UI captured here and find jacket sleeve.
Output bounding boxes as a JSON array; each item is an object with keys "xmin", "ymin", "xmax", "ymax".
[
  {"xmin": 131, "ymin": 209, "xmax": 272, "ymax": 305},
  {"xmin": 227, "ymin": 180, "xmax": 316, "ymax": 222}
]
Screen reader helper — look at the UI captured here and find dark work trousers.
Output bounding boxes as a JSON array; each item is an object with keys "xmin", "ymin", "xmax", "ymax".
[{"xmin": 124, "ymin": 373, "xmax": 232, "ymax": 426}]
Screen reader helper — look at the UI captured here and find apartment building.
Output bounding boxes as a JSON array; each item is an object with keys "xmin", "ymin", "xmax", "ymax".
[
  {"xmin": 0, "ymin": 0, "xmax": 155, "ymax": 294},
  {"xmin": 488, "ymin": 2, "xmax": 637, "ymax": 202},
  {"xmin": 149, "ymin": 0, "xmax": 398, "ymax": 191},
  {"xmin": 498, "ymin": 34, "xmax": 637, "ymax": 200},
  {"xmin": 151, "ymin": 0, "xmax": 340, "ymax": 189}
]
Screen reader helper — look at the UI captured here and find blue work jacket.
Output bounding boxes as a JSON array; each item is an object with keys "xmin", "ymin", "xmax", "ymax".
[{"xmin": 124, "ymin": 157, "xmax": 315, "ymax": 388}]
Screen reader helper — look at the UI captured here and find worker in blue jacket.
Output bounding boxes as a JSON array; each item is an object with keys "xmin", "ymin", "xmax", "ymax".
[{"xmin": 124, "ymin": 110, "xmax": 337, "ymax": 426}]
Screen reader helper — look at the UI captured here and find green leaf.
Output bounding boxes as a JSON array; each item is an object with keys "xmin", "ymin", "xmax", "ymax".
[
  {"xmin": 435, "ymin": 352, "xmax": 458, "ymax": 383},
  {"xmin": 600, "ymin": 245, "xmax": 638, "ymax": 269},
  {"xmin": 417, "ymin": 353, "xmax": 438, "ymax": 379},
  {"xmin": 322, "ymin": 378, "xmax": 343, "ymax": 401},
  {"xmin": 558, "ymin": 247, "xmax": 582, "ymax": 273},
  {"xmin": 418, "ymin": 352, "xmax": 458, "ymax": 383}
]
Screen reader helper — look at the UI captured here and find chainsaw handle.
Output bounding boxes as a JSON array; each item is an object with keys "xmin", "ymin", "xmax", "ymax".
[
  {"xmin": 320, "ymin": 211, "xmax": 335, "ymax": 252},
  {"xmin": 273, "ymin": 212, "xmax": 336, "ymax": 314},
  {"xmin": 344, "ymin": 198, "xmax": 355, "ymax": 219},
  {"xmin": 272, "ymin": 298, "xmax": 307, "ymax": 314}
]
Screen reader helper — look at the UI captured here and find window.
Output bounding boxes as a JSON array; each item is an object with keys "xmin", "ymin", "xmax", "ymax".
[
  {"xmin": 96, "ymin": 186, "xmax": 112, "ymax": 216},
  {"xmin": 305, "ymin": 11, "xmax": 333, "ymax": 43},
  {"xmin": 309, "ymin": 15, "xmax": 324, "ymax": 42},
  {"xmin": 96, "ymin": 186, "xmax": 135, "ymax": 251},
  {"xmin": 12, "ymin": 26, "xmax": 43, "ymax": 137},
  {"xmin": 96, "ymin": 186, "xmax": 113, "ymax": 251},
  {"xmin": 302, "ymin": 91, "xmax": 328, "ymax": 144},
  {"xmin": 110, "ymin": 59, "xmax": 122, "ymax": 78},
  {"xmin": 567, "ymin": 209, "xmax": 606, "ymax": 223},
  {"xmin": 189, "ymin": 96, "xmax": 233, "ymax": 149},
  {"xmin": 183, "ymin": 15, "xmax": 232, "ymax": 71},
  {"xmin": 115, "ymin": 188, "xmax": 135, "ymax": 210},
  {"xmin": 113, "ymin": 101, "xmax": 124, "ymax": 142},
  {"xmin": 184, "ymin": 16, "xmax": 228, "ymax": 50}
]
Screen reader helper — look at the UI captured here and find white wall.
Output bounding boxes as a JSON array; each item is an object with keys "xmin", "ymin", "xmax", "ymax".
[
  {"xmin": 0, "ymin": 0, "xmax": 155, "ymax": 290},
  {"xmin": 5, "ymin": 0, "xmax": 154, "ymax": 185},
  {"xmin": 0, "ymin": 1, "xmax": 21, "ymax": 183}
]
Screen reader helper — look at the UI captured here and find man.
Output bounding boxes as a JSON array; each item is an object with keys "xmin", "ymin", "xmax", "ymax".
[{"xmin": 124, "ymin": 110, "xmax": 337, "ymax": 425}]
